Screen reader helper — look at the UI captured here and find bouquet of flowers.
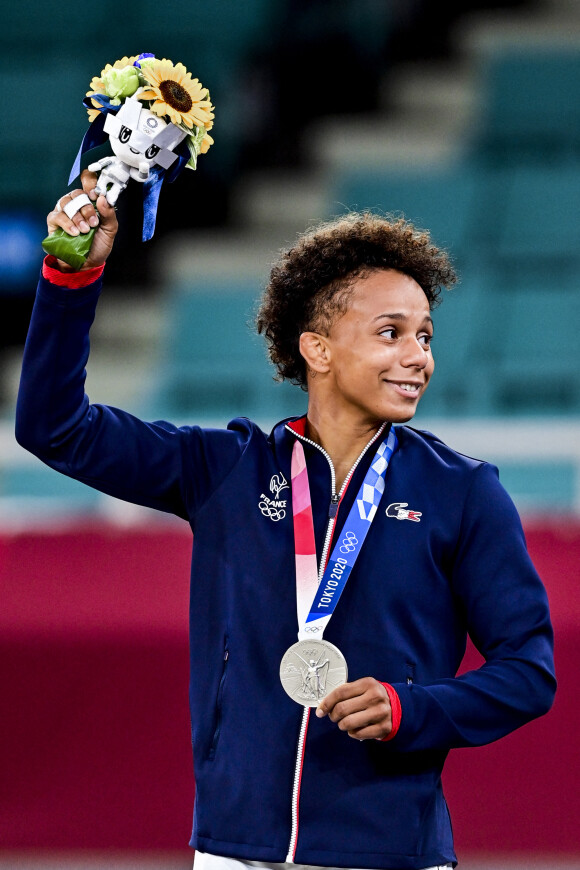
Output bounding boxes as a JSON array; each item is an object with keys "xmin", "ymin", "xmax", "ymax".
[
  {"xmin": 85, "ymin": 52, "xmax": 214, "ymax": 167},
  {"xmin": 43, "ymin": 52, "xmax": 215, "ymax": 269}
]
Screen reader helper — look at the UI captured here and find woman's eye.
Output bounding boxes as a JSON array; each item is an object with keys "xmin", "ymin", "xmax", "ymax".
[
  {"xmin": 380, "ymin": 328, "xmax": 397, "ymax": 340},
  {"xmin": 119, "ymin": 126, "xmax": 132, "ymax": 144},
  {"xmin": 419, "ymin": 333, "xmax": 433, "ymax": 348}
]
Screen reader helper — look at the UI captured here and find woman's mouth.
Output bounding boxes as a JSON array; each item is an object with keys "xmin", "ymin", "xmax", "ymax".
[{"xmin": 387, "ymin": 381, "xmax": 422, "ymax": 398}]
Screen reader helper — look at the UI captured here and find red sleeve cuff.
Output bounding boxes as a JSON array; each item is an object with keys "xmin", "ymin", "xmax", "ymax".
[
  {"xmin": 379, "ymin": 682, "xmax": 402, "ymax": 742},
  {"xmin": 43, "ymin": 255, "xmax": 105, "ymax": 288}
]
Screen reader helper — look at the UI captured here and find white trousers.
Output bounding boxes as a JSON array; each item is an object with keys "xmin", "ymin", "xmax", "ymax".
[{"xmin": 194, "ymin": 850, "xmax": 454, "ymax": 870}]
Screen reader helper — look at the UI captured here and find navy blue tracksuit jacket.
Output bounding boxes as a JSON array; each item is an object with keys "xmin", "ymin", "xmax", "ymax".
[{"xmin": 16, "ymin": 274, "xmax": 556, "ymax": 869}]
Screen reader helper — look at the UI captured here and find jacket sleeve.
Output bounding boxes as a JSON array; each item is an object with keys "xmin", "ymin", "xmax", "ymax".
[
  {"xmin": 15, "ymin": 274, "xmax": 245, "ymax": 520},
  {"xmin": 388, "ymin": 462, "xmax": 556, "ymax": 753}
]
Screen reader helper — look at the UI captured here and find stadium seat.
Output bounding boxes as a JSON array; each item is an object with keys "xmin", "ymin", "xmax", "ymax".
[
  {"xmin": 143, "ymin": 278, "xmax": 306, "ymax": 425},
  {"xmin": 493, "ymin": 277, "xmax": 580, "ymax": 415},
  {"xmin": 497, "ymin": 459, "xmax": 577, "ymax": 512},
  {"xmin": 0, "ymin": 461, "xmax": 101, "ymax": 511},
  {"xmin": 474, "ymin": 47, "xmax": 580, "ymax": 162},
  {"xmin": 417, "ymin": 264, "xmax": 580, "ymax": 418},
  {"xmin": 327, "ymin": 163, "xmax": 484, "ymax": 264},
  {"xmin": 1, "ymin": 60, "xmax": 94, "ymax": 203},
  {"xmin": 490, "ymin": 165, "xmax": 580, "ymax": 263},
  {"xmin": 413, "ymin": 264, "xmax": 503, "ymax": 418}
]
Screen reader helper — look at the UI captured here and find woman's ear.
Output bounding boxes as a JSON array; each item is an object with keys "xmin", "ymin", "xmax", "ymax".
[{"xmin": 299, "ymin": 332, "xmax": 331, "ymax": 374}]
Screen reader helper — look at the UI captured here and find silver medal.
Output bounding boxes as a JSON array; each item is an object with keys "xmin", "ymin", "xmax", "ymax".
[{"xmin": 280, "ymin": 638, "xmax": 348, "ymax": 706}]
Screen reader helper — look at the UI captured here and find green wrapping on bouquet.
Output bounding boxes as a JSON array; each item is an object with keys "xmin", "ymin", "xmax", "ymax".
[{"xmin": 42, "ymin": 224, "xmax": 97, "ymax": 271}]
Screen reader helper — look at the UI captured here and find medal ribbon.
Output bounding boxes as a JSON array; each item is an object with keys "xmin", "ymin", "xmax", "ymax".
[{"xmin": 291, "ymin": 427, "xmax": 398, "ymax": 642}]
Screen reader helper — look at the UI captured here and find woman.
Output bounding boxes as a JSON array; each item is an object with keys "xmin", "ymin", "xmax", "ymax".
[{"xmin": 16, "ymin": 175, "xmax": 555, "ymax": 870}]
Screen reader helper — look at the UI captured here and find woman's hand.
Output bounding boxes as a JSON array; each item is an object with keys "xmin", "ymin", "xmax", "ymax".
[
  {"xmin": 315, "ymin": 677, "xmax": 393, "ymax": 740},
  {"xmin": 46, "ymin": 170, "xmax": 118, "ymax": 270}
]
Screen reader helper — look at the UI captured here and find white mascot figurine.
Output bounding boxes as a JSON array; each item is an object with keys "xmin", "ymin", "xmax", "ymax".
[{"xmin": 88, "ymin": 95, "xmax": 187, "ymax": 205}]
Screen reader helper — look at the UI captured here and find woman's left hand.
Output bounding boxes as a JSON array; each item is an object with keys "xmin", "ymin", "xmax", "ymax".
[{"xmin": 315, "ymin": 677, "xmax": 392, "ymax": 740}]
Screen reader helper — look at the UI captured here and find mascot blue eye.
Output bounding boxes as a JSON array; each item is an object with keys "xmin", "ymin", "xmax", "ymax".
[
  {"xmin": 145, "ymin": 144, "xmax": 160, "ymax": 159},
  {"xmin": 119, "ymin": 126, "xmax": 132, "ymax": 144}
]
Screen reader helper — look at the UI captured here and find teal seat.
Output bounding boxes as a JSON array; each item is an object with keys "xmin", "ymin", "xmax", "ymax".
[
  {"xmin": 417, "ymin": 265, "xmax": 580, "ymax": 418},
  {"xmin": 327, "ymin": 164, "xmax": 483, "ymax": 262},
  {"xmin": 497, "ymin": 460, "xmax": 577, "ymax": 512},
  {"xmin": 413, "ymin": 265, "xmax": 503, "ymax": 419},
  {"xmin": 492, "ymin": 166, "xmax": 580, "ymax": 263},
  {"xmin": 494, "ymin": 277, "xmax": 580, "ymax": 415},
  {"xmin": 0, "ymin": 60, "xmax": 94, "ymax": 202},
  {"xmin": 475, "ymin": 48, "xmax": 580, "ymax": 161},
  {"xmin": 143, "ymin": 279, "xmax": 306, "ymax": 425},
  {"xmin": 1, "ymin": 461, "xmax": 100, "ymax": 509}
]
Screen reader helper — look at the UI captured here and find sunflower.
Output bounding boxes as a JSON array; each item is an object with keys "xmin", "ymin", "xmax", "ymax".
[
  {"xmin": 85, "ymin": 55, "xmax": 139, "ymax": 122},
  {"xmin": 199, "ymin": 132, "xmax": 214, "ymax": 154},
  {"xmin": 138, "ymin": 58, "xmax": 215, "ymax": 130}
]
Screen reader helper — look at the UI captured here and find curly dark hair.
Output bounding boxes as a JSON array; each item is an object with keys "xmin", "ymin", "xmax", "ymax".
[{"xmin": 256, "ymin": 211, "xmax": 457, "ymax": 388}]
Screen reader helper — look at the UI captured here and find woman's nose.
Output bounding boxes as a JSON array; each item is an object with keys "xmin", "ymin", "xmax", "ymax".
[{"xmin": 402, "ymin": 338, "xmax": 429, "ymax": 368}]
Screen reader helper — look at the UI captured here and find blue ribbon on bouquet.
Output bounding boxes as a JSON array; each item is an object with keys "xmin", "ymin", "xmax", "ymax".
[{"xmin": 68, "ymin": 95, "xmax": 120, "ymax": 185}]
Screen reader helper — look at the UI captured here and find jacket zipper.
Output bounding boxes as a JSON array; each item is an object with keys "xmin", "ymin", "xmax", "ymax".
[
  {"xmin": 284, "ymin": 422, "xmax": 387, "ymax": 862},
  {"xmin": 208, "ymin": 642, "xmax": 229, "ymax": 759}
]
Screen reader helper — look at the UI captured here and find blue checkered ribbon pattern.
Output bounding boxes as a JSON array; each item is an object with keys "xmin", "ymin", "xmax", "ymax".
[{"xmin": 356, "ymin": 439, "xmax": 391, "ymax": 522}]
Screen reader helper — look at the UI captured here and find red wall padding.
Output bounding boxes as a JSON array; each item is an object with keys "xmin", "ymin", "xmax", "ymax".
[{"xmin": 1, "ymin": 520, "xmax": 578, "ymax": 854}]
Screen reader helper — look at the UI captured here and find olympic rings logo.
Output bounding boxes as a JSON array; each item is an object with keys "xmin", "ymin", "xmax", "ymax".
[
  {"xmin": 258, "ymin": 499, "xmax": 286, "ymax": 521},
  {"xmin": 340, "ymin": 530, "xmax": 358, "ymax": 553},
  {"xmin": 305, "ymin": 626, "xmax": 321, "ymax": 633}
]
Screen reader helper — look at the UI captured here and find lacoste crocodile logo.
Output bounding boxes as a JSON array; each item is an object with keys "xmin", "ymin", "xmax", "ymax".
[{"xmin": 386, "ymin": 502, "xmax": 422, "ymax": 522}]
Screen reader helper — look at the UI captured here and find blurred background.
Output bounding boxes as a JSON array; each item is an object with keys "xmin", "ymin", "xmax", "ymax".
[{"xmin": 1, "ymin": 0, "xmax": 579, "ymax": 867}]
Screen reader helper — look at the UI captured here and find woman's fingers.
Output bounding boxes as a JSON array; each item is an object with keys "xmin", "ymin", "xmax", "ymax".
[
  {"xmin": 46, "ymin": 185, "xmax": 119, "ymax": 269},
  {"xmin": 47, "ymin": 190, "xmax": 99, "ymax": 236},
  {"xmin": 80, "ymin": 169, "xmax": 99, "ymax": 201}
]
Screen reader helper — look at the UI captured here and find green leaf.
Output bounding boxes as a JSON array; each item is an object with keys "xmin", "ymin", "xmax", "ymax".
[
  {"xmin": 42, "ymin": 227, "xmax": 96, "ymax": 272},
  {"xmin": 186, "ymin": 138, "xmax": 199, "ymax": 170},
  {"xmin": 183, "ymin": 125, "xmax": 207, "ymax": 170}
]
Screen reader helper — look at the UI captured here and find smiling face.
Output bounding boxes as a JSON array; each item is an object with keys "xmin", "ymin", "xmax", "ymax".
[
  {"xmin": 109, "ymin": 108, "xmax": 168, "ymax": 168},
  {"xmin": 304, "ymin": 269, "xmax": 434, "ymax": 427}
]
